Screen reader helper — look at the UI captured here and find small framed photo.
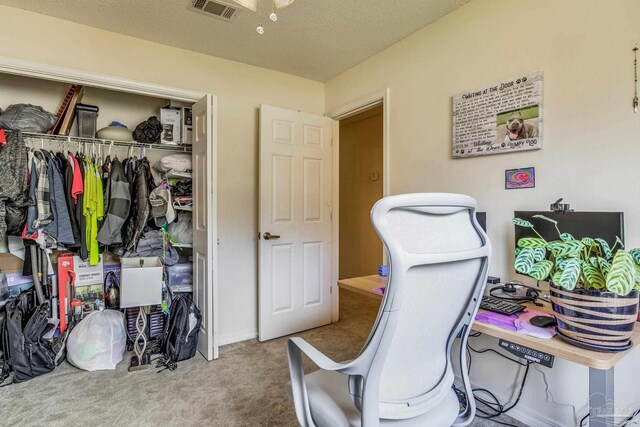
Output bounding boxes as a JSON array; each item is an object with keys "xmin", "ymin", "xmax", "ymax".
[{"xmin": 505, "ymin": 167, "xmax": 535, "ymax": 189}]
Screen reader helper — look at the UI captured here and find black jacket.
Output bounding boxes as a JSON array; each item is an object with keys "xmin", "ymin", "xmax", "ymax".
[{"xmin": 122, "ymin": 158, "xmax": 153, "ymax": 251}]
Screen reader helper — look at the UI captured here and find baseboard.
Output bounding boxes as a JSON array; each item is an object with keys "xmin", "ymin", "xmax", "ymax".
[
  {"xmin": 454, "ymin": 377, "xmax": 567, "ymax": 427},
  {"xmin": 219, "ymin": 330, "xmax": 258, "ymax": 346}
]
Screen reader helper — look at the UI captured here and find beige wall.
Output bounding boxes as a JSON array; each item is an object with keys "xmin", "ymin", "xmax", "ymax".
[
  {"xmin": 0, "ymin": 5, "xmax": 325, "ymax": 345},
  {"xmin": 339, "ymin": 106, "xmax": 383, "ymax": 279},
  {"xmin": 326, "ymin": 0, "xmax": 640, "ymax": 424}
]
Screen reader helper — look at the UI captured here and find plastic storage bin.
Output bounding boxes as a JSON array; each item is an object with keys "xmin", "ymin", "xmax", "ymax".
[
  {"xmin": 76, "ymin": 104, "xmax": 99, "ymax": 138},
  {"xmin": 166, "ymin": 263, "xmax": 193, "ymax": 291}
]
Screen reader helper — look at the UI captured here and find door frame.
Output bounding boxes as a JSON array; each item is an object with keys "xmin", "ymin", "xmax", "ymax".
[
  {"xmin": 328, "ymin": 88, "xmax": 390, "ymax": 321},
  {"xmin": 0, "ymin": 55, "xmax": 219, "ymax": 359}
]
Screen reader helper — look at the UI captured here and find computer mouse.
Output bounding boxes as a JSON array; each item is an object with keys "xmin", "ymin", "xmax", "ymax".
[{"xmin": 529, "ymin": 315, "xmax": 557, "ymax": 328}]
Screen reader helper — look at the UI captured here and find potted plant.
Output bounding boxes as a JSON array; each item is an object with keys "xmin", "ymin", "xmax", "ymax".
[{"xmin": 513, "ymin": 215, "xmax": 640, "ymax": 352}]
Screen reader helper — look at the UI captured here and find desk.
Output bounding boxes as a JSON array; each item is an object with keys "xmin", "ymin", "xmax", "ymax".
[{"xmin": 338, "ymin": 275, "xmax": 640, "ymax": 427}]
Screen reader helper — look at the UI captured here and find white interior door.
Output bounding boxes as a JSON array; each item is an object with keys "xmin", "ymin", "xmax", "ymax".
[
  {"xmin": 259, "ymin": 104, "xmax": 335, "ymax": 341},
  {"xmin": 192, "ymin": 94, "xmax": 219, "ymax": 359}
]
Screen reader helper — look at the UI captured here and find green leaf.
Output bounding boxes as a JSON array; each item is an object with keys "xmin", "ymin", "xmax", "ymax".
[
  {"xmin": 629, "ymin": 248, "xmax": 640, "ymax": 264},
  {"xmin": 557, "ymin": 259, "xmax": 581, "ymax": 291},
  {"xmin": 595, "ymin": 238, "xmax": 612, "ymax": 260},
  {"xmin": 589, "ymin": 257, "xmax": 599, "ymax": 268},
  {"xmin": 606, "ymin": 250, "xmax": 636, "ymax": 296},
  {"xmin": 532, "ymin": 214, "xmax": 557, "ymax": 224},
  {"xmin": 557, "ymin": 258, "xmax": 571, "ymax": 270},
  {"xmin": 559, "ymin": 232, "xmax": 574, "ymax": 242},
  {"xmin": 581, "ymin": 237, "xmax": 596, "ymax": 247},
  {"xmin": 529, "ymin": 260, "xmax": 553, "ymax": 281},
  {"xmin": 532, "ymin": 247, "xmax": 546, "ymax": 262},
  {"xmin": 514, "ymin": 248, "xmax": 536, "ymax": 275},
  {"xmin": 513, "ymin": 218, "xmax": 534, "ymax": 228},
  {"xmin": 598, "ymin": 258, "xmax": 611, "ymax": 277},
  {"xmin": 582, "ymin": 263, "xmax": 606, "ymax": 289},
  {"xmin": 549, "ymin": 240, "xmax": 584, "ymax": 258},
  {"xmin": 517, "ymin": 238, "xmax": 547, "ymax": 249},
  {"xmin": 615, "ymin": 236, "xmax": 625, "ymax": 250},
  {"xmin": 635, "ymin": 264, "xmax": 640, "ymax": 285},
  {"xmin": 552, "ymin": 270, "xmax": 563, "ymax": 285}
]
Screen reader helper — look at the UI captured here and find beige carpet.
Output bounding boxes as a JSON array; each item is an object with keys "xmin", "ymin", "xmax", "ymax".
[{"xmin": 0, "ymin": 289, "xmax": 526, "ymax": 426}]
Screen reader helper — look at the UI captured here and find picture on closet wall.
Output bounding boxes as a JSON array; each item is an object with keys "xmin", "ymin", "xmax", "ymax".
[{"xmin": 452, "ymin": 70, "xmax": 543, "ymax": 158}]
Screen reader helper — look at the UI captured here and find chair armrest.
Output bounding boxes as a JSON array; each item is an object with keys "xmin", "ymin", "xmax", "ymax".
[
  {"xmin": 286, "ymin": 338, "xmax": 361, "ymax": 427},
  {"xmin": 288, "ymin": 337, "xmax": 358, "ymax": 372}
]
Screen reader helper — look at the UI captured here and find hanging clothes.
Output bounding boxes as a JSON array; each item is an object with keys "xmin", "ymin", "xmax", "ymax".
[
  {"xmin": 69, "ymin": 152, "xmax": 83, "ymax": 204},
  {"xmin": 75, "ymin": 153, "xmax": 88, "ymax": 260},
  {"xmin": 122, "ymin": 158, "xmax": 152, "ymax": 251},
  {"xmin": 97, "ymin": 158, "xmax": 130, "ymax": 246},
  {"xmin": 0, "ymin": 130, "xmax": 29, "ymax": 240},
  {"xmin": 83, "ymin": 158, "xmax": 104, "ymax": 266},
  {"xmin": 102, "ymin": 155, "xmax": 111, "ymax": 213},
  {"xmin": 23, "ymin": 151, "xmax": 38, "ymax": 239},
  {"xmin": 32, "ymin": 150, "xmax": 52, "ymax": 229},
  {"xmin": 56, "ymin": 152, "xmax": 81, "ymax": 246},
  {"xmin": 42, "ymin": 150, "xmax": 75, "ymax": 245}
]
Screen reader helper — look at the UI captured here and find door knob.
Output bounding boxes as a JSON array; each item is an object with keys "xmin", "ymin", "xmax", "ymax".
[{"xmin": 263, "ymin": 232, "xmax": 280, "ymax": 240}]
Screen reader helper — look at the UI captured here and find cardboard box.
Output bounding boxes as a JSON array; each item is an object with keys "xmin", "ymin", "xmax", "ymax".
[
  {"xmin": 181, "ymin": 107, "xmax": 192, "ymax": 145},
  {"xmin": 6, "ymin": 273, "xmax": 34, "ymax": 297},
  {"xmin": 160, "ymin": 108, "xmax": 181, "ymax": 145},
  {"xmin": 57, "ymin": 254, "xmax": 104, "ymax": 332},
  {"xmin": 0, "ymin": 253, "xmax": 24, "ymax": 274}
]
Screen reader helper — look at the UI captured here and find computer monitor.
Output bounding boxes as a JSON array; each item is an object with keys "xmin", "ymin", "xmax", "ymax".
[
  {"xmin": 476, "ymin": 212, "xmax": 487, "ymax": 233},
  {"xmin": 514, "ymin": 211, "xmax": 624, "ymax": 247}
]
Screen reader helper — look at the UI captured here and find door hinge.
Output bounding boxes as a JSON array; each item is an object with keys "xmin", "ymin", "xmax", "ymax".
[{"xmin": 330, "ymin": 286, "xmax": 333, "ymax": 294}]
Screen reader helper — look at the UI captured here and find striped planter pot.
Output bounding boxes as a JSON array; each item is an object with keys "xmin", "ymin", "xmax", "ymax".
[{"xmin": 550, "ymin": 284, "xmax": 639, "ymax": 352}]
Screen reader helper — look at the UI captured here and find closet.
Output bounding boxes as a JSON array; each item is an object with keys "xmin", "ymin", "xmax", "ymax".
[{"xmin": 0, "ymin": 57, "xmax": 218, "ymax": 360}]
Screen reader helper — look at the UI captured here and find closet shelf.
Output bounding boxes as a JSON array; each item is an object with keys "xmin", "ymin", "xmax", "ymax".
[
  {"xmin": 173, "ymin": 205, "xmax": 193, "ymax": 212},
  {"xmin": 166, "ymin": 171, "xmax": 193, "ymax": 179},
  {"xmin": 172, "ymin": 243, "xmax": 193, "ymax": 249},
  {"xmin": 21, "ymin": 132, "xmax": 192, "ymax": 153}
]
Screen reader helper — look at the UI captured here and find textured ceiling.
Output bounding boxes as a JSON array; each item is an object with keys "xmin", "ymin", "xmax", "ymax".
[{"xmin": 0, "ymin": 0, "xmax": 469, "ymax": 81}]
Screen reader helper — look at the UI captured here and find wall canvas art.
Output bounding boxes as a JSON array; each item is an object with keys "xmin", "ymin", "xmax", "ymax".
[
  {"xmin": 453, "ymin": 71, "xmax": 543, "ymax": 158},
  {"xmin": 505, "ymin": 167, "xmax": 535, "ymax": 189}
]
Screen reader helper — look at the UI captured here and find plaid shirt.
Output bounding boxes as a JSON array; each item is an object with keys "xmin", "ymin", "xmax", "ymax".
[{"xmin": 32, "ymin": 150, "xmax": 53, "ymax": 228}]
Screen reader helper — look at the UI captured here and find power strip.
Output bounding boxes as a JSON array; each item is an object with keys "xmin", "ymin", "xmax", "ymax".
[{"xmin": 499, "ymin": 339, "xmax": 554, "ymax": 368}]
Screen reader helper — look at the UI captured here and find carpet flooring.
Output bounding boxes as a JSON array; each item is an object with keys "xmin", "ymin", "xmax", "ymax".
[{"xmin": 0, "ymin": 289, "xmax": 527, "ymax": 427}]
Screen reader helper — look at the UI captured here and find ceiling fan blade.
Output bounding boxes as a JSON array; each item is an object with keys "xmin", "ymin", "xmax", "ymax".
[
  {"xmin": 274, "ymin": 0, "xmax": 295, "ymax": 9},
  {"xmin": 231, "ymin": 0, "xmax": 258, "ymax": 12}
]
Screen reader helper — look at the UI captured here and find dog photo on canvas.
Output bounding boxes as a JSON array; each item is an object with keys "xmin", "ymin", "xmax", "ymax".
[{"xmin": 503, "ymin": 112, "xmax": 538, "ymax": 142}]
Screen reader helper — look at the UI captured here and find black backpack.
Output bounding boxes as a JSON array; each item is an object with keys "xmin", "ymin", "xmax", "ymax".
[
  {"xmin": 161, "ymin": 294, "xmax": 202, "ymax": 367},
  {"xmin": 1, "ymin": 292, "xmax": 55, "ymax": 384}
]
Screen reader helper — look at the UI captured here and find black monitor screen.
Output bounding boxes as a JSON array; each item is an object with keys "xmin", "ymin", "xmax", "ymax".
[
  {"xmin": 514, "ymin": 211, "xmax": 624, "ymax": 247},
  {"xmin": 477, "ymin": 212, "xmax": 487, "ymax": 233}
]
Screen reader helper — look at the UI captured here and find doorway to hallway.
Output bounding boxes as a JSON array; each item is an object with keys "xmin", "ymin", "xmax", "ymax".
[{"xmin": 338, "ymin": 105, "xmax": 384, "ymax": 279}]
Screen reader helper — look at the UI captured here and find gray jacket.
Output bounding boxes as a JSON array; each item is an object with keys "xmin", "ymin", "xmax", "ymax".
[{"xmin": 97, "ymin": 158, "xmax": 130, "ymax": 245}]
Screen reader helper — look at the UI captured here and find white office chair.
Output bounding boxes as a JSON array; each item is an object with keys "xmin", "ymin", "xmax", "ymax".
[{"xmin": 286, "ymin": 193, "xmax": 491, "ymax": 427}]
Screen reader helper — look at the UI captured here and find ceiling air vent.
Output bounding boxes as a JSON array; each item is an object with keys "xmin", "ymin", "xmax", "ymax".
[{"xmin": 187, "ymin": 0, "xmax": 241, "ymax": 22}]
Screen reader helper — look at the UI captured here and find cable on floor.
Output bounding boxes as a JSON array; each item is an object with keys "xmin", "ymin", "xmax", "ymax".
[{"xmin": 455, "ymin": 334, "xmax": 532, "ymax": 424}]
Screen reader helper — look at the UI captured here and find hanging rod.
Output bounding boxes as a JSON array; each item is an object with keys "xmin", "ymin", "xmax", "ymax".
[{"xmin": 21, "ymin": 132, "xmax": 192, "ymax": 153}]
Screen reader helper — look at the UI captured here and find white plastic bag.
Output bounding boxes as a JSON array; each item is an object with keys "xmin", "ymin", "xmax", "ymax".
[
  {"xmin": 67, "ymin": 309, "xmax": 127, "ymax": 371},
  {"xmin": 169, "ymin": 212, "xmax": 193, "ymax": 245}
]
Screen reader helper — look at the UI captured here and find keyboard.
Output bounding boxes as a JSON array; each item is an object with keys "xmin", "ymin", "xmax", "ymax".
[{"xmin": 480, "ymin": 296, "xmax": 525, "ymax": 316}]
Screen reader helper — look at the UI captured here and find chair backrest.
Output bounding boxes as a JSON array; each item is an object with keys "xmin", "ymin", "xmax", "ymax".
[{"xmin": 350, "ymin": 193, "xmax": 490, "ymax": 420}]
